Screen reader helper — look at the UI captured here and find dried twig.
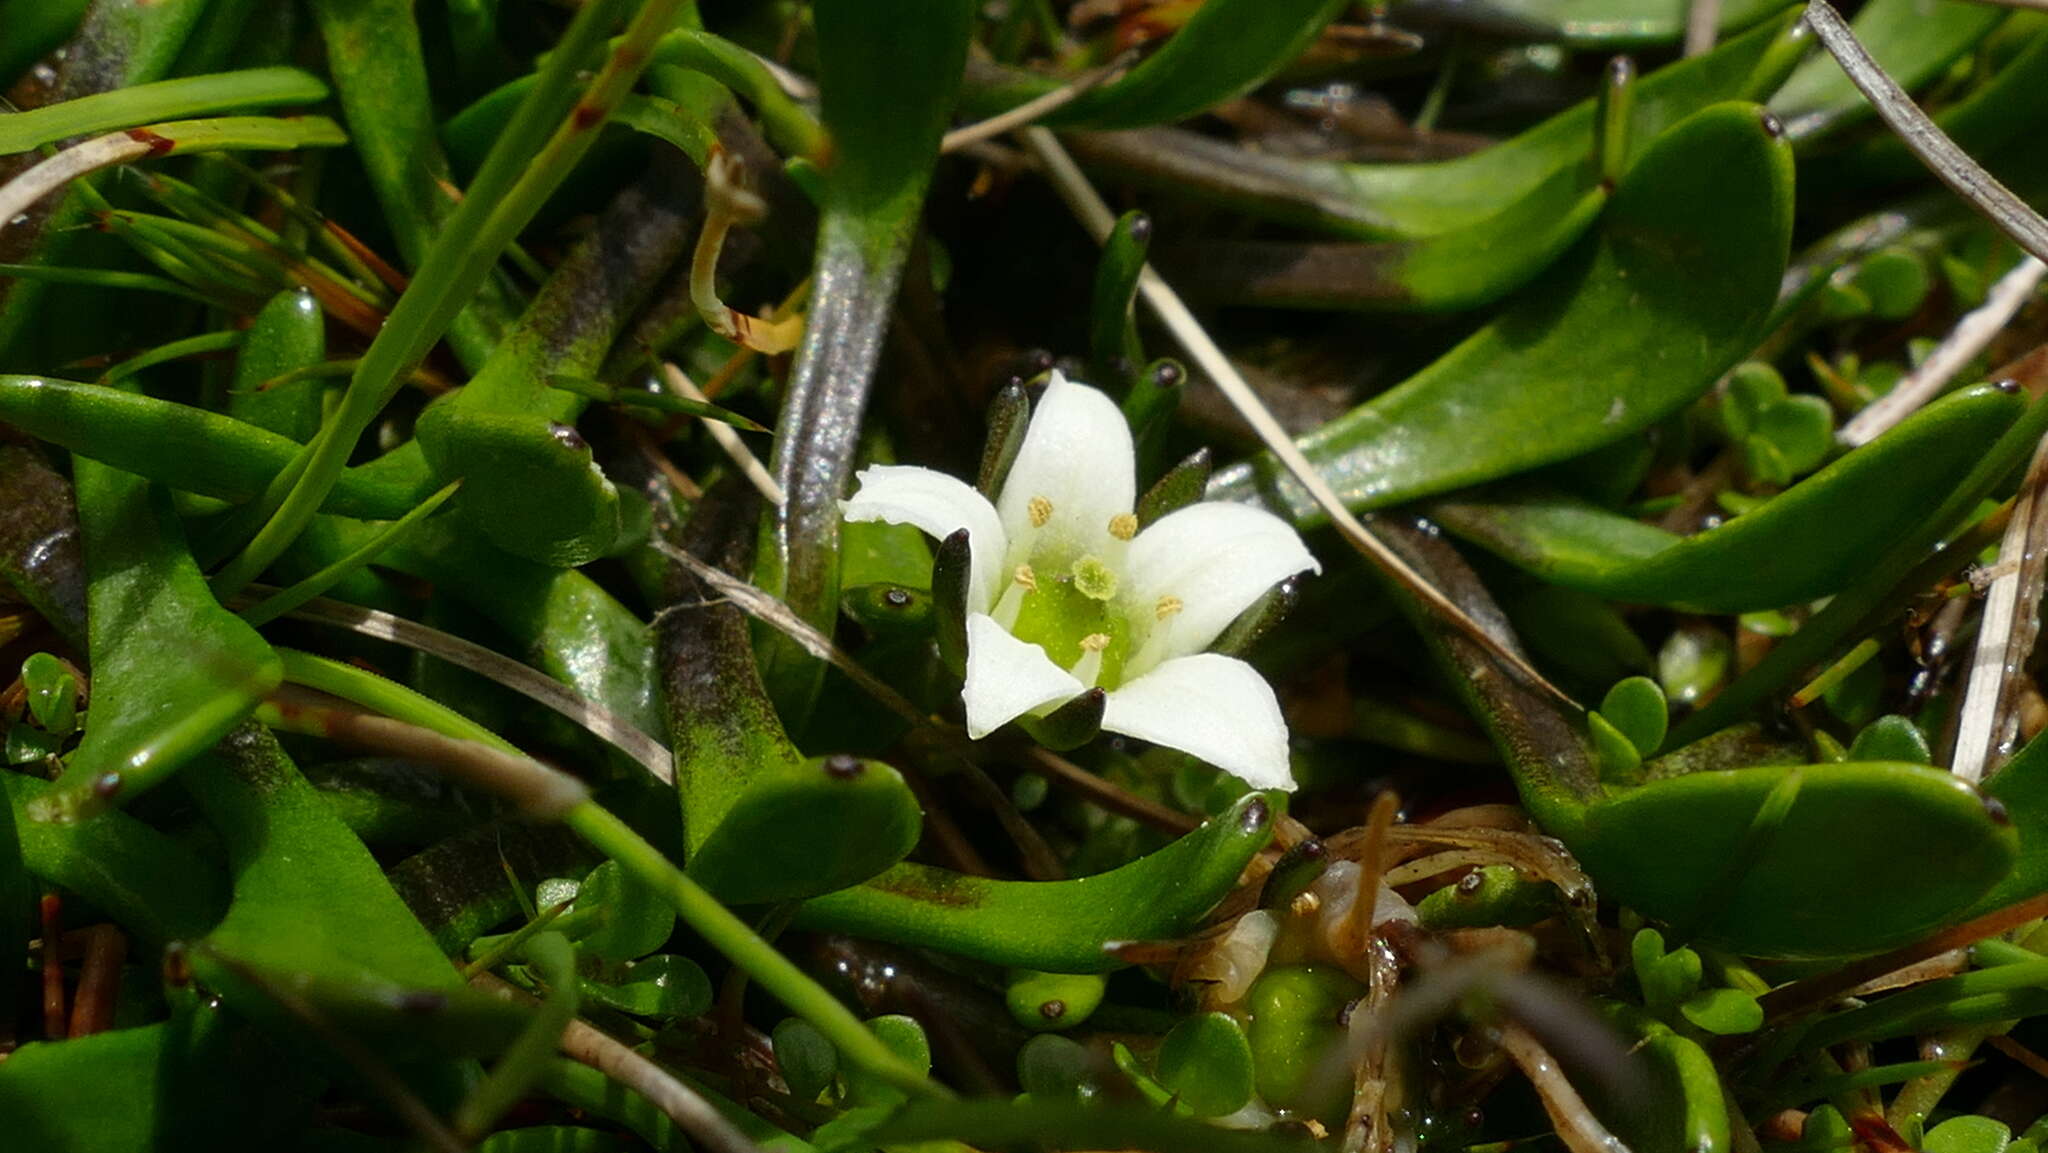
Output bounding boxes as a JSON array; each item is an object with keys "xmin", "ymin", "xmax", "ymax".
[
  {"xmin": 1498, "ymin": 1024, "xmax": 1638, "ymax": 1153},
  {"xmin": 473, "ymin": 972, "xmax": 763, "ymax": 1153},
  {"xmin": 692, "ymin": 149, "xmax": 804, "ymax": 354},
  {"xmin": 1685, "ymin": 0, "xmax": 1723, "ymax": 56},
  {"xmin": 66, "ymin": 925, "xmax": 125, "ymax": 1038},
  {"xmin": 657, "ymin": 539, "xmax": 924, "ymax": 727},
  {"xmin": 1018, "ymin": 126, "xmax": 1579, "ymax": 712},
  {"xmin": 1759, "ymin": 889, "xmax": 2048, "ymax": 1021},
  {"xmin": 1840, "ymin": 256, "xmax": 2048, "ymax": 448},
  {"xmin": 1020, "ymin": 744, "xmax": 1200, "ymax": 834},
  {"xmin": 38, "ymin": 894, "xmax": 63, "ymax": 1040},
  {"xmin": 1950, "ymin": 433, "xmax": 2048, "ymax": 782},
  {"xmin": 1803, "ymin": 1, "xmax": 2048, "ymax": 264},
  {"xmin": 940, "ymin": 54, "xmax": 1134, "ymax": 154},
  {"xmin": 252, "ymin": 590, "xmax": 676, "ymax": 785},
  {"xmin": 0, "ymin": 133, "xmax": 156, "ymax": 234},
  {"xmin": 661, "ymin": 362, "xmax": 786, "ymax": 506},
  {"xmin": 263, "ymin": 685, "xmax": 591, "ymax": 818}
]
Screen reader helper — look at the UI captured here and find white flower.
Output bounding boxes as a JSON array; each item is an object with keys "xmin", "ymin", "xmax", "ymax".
[{"xmin": 840, "ymin": 372, "xmax": 1320, "ymax": 790}]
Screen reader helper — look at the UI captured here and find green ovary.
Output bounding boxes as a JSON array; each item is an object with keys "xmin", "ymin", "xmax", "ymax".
[{"xmin": 1009, "ymin": 574, "xmax": 1132, "ymax": 689}]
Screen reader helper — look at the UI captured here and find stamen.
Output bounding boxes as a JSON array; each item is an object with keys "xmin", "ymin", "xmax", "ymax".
[
  {"xmin": 1028, "ymin": 496, "xmax": 1053, "ymax": 527},
  {"xmin": 993, "ymin": 564, "xmax": 1037, "ymax": 630},
  {"xmin": 1069, "ymin": 632, "xmax": 1111, "ymax": 688},
  {"xmin": 1128, "ymin": 601, "xmax": 1180, "ymax": 682},
  {"xmin": 1108, "ymin": 513, "xmax": 1138, "ymax": 541},
  {"xmin": 1073, "ymin": 555, "xmax": 1119, "ymax": 602}
]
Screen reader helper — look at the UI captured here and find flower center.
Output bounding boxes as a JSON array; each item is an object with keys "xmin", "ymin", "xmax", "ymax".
[{"xmin": 1005, "ymin": 565, "xmax": 1131, "ymax": 689}]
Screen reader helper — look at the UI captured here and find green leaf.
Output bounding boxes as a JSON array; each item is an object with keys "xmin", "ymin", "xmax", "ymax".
[
  {"xmin": 414, "ymin": 159, "xmax": 696, "ymax": 567},
  {"xmin": 1119, "ymin": 15, "xmax": 1797, "ymax": 243},
  {"xmin": 1849, "ymin": 715, "xmax": 1933, "ymax": 765},
  {"xmin": 1770, "ymin": 0, "xmax": 2003, "ymax": 142},
  {"xmin": 1006, "ymin": 970, "xmax": 1109, "ymax": 1032},
  {"xmin": 1722, "ymin": 361, "xmax": 1787, "ymax": 439},
  {"xmin": 1155, "ymin": 1012, "xmax": 1255, "ymax": 1118},
  {"xmin": 0, "ymin": 375, "xmax": 439, "ymax": 520},
  {"xmin": 663, "ymin": 494, "xmax": 922, "ymax": 904},
  {"xmin": 578, "ymin": 954, "xmax": 711, "ymax": 1019},
  {"xmin": 756, "ymin": 0, "xmax": 974, "ymax": 724},
  {"xmin": 1854, "ymin": 246, "xmax": 1933, "ymax": 320},
  {"xmin": 874, "ymin": 1098, "xmax": 1321, "ymax": 1153},
  {"xmin": 575, "ymin": 860, "xmax": 675, "ymax": 964},
  {"xmin": 1752, "ymin": 394, "xmax": 1835, "ymax": 478},
  {"xmin": 1924, "ymin": 1115, "xmax": 2013, "ymax": 1153},
  {"xmin": 1589, "ymin": 711, "xmax": 1644, "ymax": 787},
  {"xmin": 796, "ymin": 793, "xmax": 1275, "ymax": 972},
  {"xmin": 0, "ymin": 1007, "xmax": 321, "ymax": 1151},
  {"xmin": 31, "ymin": 460, "xmax": 280, "ymax": 822},
  {"xmin": 1243, "ymin": 965, "xmax": 1361, "ymax": 1126},
  {"xmin": 20, "ymin": 652, "xmax": 77, "ymax": 736},
  {"xmin": 1600, "ymin": 676, "xmax": 1669, "ymax": 758},
  {"xmin": 1592, "ymin": 1006, "xmax": 1732, "ymax": 1153},
  {"xmin": 844, "ymin": 1015, "xmax": 931, "ymax": 1109},
  {"xmin": 1432, "ymin": 384, "xmax": 2025, "ymax": 612},
  {"xmin": 1017, "ymin": 1034, "xmax": 1095, "ymax": 1102},
  {"xmin": 971, "ymin": 0, "xmax": 1348, "ymax": 130},
  {"xmin": 1, "ymin": 772, "xmax": 224, "ymax": 944},
  {"xmin": 230, "ymin": 289, "xmax": 328, "ymax": 444},
  {"xmin": 5, "ymin": 723, "xmax": 61, "ymax": 765},
  {"xmin": 1631, "ymin": 929, "xmax": 1701, "ymax": 1015},
  {"xmin": 211, "ymin": 0, "xmax": 684, "ymax": 595},
  {"xmin": 0, "ymin": 67, "xmax": 327, "ymax": 154},
  {"xmin": 774, "ymin": 1017, "xmax": 840, "ymax": 1102},
  {"xmin": 1213, "ymin": 102, "xmax": 1794, "ymax": 524},
  {"xmin": 1581, "ymin": 763, "xmax": 2017, "ymax": 958},
  {"xmin": 1413, "ymin": 0, "xmax": 1794, "ymax": 47},
  {"xmin": 1679, "ymin": 988, "xmax": 1764, "ymax": 1035},
  {"xmin": 1415, "ymin": 864, "xmax": 1561, "ymax": 929}
]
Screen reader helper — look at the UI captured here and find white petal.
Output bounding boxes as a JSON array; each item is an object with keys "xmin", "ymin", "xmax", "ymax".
[
  {"xmin": 1101, "ymin": 654, "xmax": 1295, "ymax": 791},
  {"xmin": 995, "ymin": 372, "xmax": 1137, "ymax": 566},
  {"xmin": 841, "ymin": 465, "xmax": 1006, "ymax": 613},
  {"xmin": 1124, "ymin": 501, "xmax": 1321, "ymax": 663},
  {"xmin": 962, "ymin": 613, "xmax": 1085, "ymax": 739}
]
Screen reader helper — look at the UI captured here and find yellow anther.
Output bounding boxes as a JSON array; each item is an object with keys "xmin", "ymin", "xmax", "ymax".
[
  {"xmin": 1013, "ymin": 563, "xmax": 1038, "ymax": 592},
  {"xmin": 1108, "ymin": 512, "xmax": 1138, "ymax": 541},
  {"xmin": 1079, "ymin": 632, "xmax": 1111, "ymax": 653},
  {"xmin": 1028, "ymin": 496, "xmax": 1053, "ymax": 527},
  {"xmin": 1156, "ymin": 595, "xmax": 1184, "ymax": 622}
]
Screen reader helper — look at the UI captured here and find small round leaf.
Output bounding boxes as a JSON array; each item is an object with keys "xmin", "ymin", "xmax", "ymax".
[
  {"xmin": 1017, "ymin": 1033, "xmax": 1094, "ymax": 1102},
  {"xmin": 1599, "ymin": 676, "xmax": 1668, "ymax": 757},
  {"xmin": 774, "ymin": 1018, "xmax": 840, "ymax": 1101},
  {"xmin": 1155, "ymin": 1012, "xmax": 1254, "ymax": 1118},
  {"xmin": 1848, "ymin": 715, "xmax": 1931, "ymax": 765},
  {"xmin": 575, "ymin": 861, "xmax": 674, "ymax": 963},
  {"xmin": 1923, "ymin": 1115, "xmax": 2012, "ymax": 1153}
]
